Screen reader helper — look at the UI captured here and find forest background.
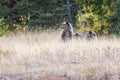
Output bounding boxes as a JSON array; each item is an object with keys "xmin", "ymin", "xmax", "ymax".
[{"xmin": 0, "ymin": 0, "xmax": 120, "ymax": 36}]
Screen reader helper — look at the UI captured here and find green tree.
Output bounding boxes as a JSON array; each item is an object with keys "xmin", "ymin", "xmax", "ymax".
[
  {"xmin": 0, "ymin": 18, "xmax": 9, "ymax": 36},
  {"xmin": 29, "ymin": 0, "xmax": 68, "ymax": 28},
  {"xmin": 75, "ymin": 0, "xmax": 115, "ymax": 35},
  {"xmin": 0, "ymin": 0, "xmax": 30, "ymax": 31},
  {"xmin": 110, "ymin": 0, "xmax": 120, "ymax": 35},
  {"xmin": 0, "ymin": 0, "xmax": 70, "ymax": 30}
]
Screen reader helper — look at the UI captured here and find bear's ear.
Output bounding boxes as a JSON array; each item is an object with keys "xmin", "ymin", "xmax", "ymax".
[
  {"xmin": 66, "ymin": 21, "xmax": 69, "ymax": 25},
  {"xmin": 75, "ymin": 33, "xmax": 79, "ymax": 36},
  {"xmin": 88, "ymin": 31, "xmax": 92, "ymax": 34},
  {"xmin": 76, "ymin": 33, "xmax": 78, "ymax": 35}
]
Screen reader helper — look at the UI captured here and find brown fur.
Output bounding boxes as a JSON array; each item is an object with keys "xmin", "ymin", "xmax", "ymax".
[
  {"xmin": 74, "ymin": 31, "xmax": 97, "ymax": 40},
  {"xmin": 61, "ymin": 21, "xmax": 74, "ymax": 41}
]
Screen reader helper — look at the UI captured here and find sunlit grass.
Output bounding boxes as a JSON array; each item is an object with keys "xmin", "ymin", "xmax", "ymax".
[{"xmin": 0, "ymin": 30, "xmax": 120, "ymax": 79}]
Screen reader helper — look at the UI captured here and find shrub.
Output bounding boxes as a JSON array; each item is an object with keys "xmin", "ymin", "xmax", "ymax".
[
  {"xmin": 76, "ymin": 12, "xmax": 112, "ymax": 35},
  {"xmin": 0, "ymin": 18, "xmax": 9, "ymax": 36},
  {"xmin": 110, "ymin": 0, "xmax": 120, "ymax": 35},
  {"xmin": 75, "ymin": 0, "xmax": 115, "ymax": 35}
]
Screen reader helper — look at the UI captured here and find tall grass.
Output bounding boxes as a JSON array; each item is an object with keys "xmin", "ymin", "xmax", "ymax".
[{"xmin": 0, "ymin": 30, "xmax": 120, "ymax": 79}]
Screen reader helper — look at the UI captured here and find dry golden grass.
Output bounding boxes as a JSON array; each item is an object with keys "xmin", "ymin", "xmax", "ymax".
[{"xmin": 0, "ymin": 30, "xmax": 120, "ymax": 79}]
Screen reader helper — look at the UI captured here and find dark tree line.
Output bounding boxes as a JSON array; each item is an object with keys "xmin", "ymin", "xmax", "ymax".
[
  {"xmin": 0, "ymin": 0, "xmax": 78, "ymax": 29},
  {"xmin": 0, "ymin": 0, "xmax": 120, "ymax": 36}
]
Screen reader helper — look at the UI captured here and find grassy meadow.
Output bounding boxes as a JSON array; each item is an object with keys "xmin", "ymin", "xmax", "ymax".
[{"xmin": 0, "ymin": 30, "xmax": 120, "ymax": 80}]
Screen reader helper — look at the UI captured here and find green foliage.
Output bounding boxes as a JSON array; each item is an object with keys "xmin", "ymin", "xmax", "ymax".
[
  {"xmin": 12, "ymin": 16, "xmax": 29, "ymax": 31},
  {"xmin": 0, "ymin": 0, "xmax": 120, "ymax": 36},
  {"xmin": 76, "ymin": 0, "xmax": 115, "ymax": 35},
  {"xmin": 0, "ymin": 18, "xmax": 9, "ymax": 36},
  {"xmin": 0, "ymin": 0, "xmax": 29, "ymax": 31},
  {"xmin": 0, "ymin": 0, "xmax": 72, "ymax": 31},
  {"xmin": 29, "ymin": 0, "xmax": 68, "ymax": 28},
  {"xmin": 110, "ymin": 0, "xmax": 120, "ymax": 35}
]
